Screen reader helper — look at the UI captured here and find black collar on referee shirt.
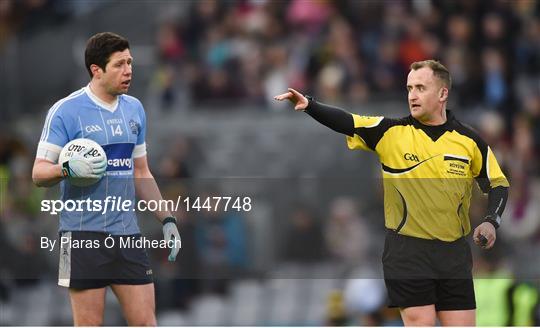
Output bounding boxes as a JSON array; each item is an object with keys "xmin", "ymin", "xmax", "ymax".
[{"xmin": 409, "ymin": 110, "xmax": 457, "ymax": 142}]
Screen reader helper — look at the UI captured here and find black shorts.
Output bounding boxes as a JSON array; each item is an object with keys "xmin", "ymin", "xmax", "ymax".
[
  {"xmin": 58, "ymin": 231, "xmax": 153, "ymax": 289},
  {"xmin": 382, "ymin": 230, "xmax": 476, "ymax": 311}
]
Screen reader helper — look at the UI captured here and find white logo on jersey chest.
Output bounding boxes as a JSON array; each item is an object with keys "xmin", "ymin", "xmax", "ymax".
[
  {"xmin": 106, "ymin": 118, "xmax": 123, "ymax": 125},
  {"xmin": 85, "ymin": 125, "xmax": 103, "ymax": 133}
]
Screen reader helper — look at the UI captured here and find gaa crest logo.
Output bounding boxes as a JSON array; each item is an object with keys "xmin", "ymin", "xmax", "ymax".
[{"xmin": 129, "ymin": 119, "xmax": 140, "ymax": 135}]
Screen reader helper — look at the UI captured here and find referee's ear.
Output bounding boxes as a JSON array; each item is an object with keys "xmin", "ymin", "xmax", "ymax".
[{"xmin": 439, "ymin": 87, "xmax": 449, "ymax": 102}]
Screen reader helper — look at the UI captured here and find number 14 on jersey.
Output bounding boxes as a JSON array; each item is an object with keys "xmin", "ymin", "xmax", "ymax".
[{"xmin": 111, "ymin": 124, "xmax": 123, "ymax": 136}]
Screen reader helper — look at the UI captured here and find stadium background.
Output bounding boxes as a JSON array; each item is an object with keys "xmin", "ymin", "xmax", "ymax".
[{"xmin": 0, "ymin": 0, "xmax": 539, "ymax": 325}]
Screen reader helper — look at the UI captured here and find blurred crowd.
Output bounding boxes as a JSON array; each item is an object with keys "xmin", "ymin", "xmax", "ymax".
[
  {"xmin": 151, "ymin": 0, "xmax": 538, "ymax": 112},
  {"xmin": 1, "ymin": 0, "xmax": 540, "ymax": 325},
  {"xmin": 0, "ymin": 0, "xmax": 105, "ymax": 48}
]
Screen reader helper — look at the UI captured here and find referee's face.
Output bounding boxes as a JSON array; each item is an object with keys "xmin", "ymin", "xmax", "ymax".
[
  {"xmin": 101, "ymin": 49, "xmax": 133, "ymax": 96},
  {"xmin": 407, "ymin": 67, "xmax": 446, "ymax": 123}
]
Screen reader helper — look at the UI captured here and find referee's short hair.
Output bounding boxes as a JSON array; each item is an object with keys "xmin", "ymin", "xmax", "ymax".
[
  {"xmin": 85, "ymin": 32, "xmax": 130, "ymax": 78},
  {"xmin": 410, "ymin": 59, "xmax": 452, "ymax": 90}
]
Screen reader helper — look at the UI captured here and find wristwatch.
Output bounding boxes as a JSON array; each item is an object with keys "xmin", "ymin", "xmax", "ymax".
[
  {"xmin": 304, "ymin": 95, "xmax": 314, "ymax": 112},
  {"xmin": 162, "ymin": 216, "xmax": 177, "ymax": 225},
  {"xmin": 483, "ymin": 214, "xmax": 501, "ymax": 229}
]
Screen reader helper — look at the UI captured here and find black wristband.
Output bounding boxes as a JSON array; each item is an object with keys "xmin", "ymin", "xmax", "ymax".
[
  {"xmin": 304, "ymin": 95, "xmax": 314, "ymax": 112},
  {"xmin": 62, "ymin": 161, "xmax": 71, "ymax": 178},
  {"xmin": 162, "ymin": 216, "xmax": 177, "ymax": 225},
  {"xmin": 483, "ymin": 214, "xmax": 501, "ymax": 229}
]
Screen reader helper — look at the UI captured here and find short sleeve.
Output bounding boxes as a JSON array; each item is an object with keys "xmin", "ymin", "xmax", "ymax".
[
  {"xmin": 137, "ymin": 102, "xmax": 146, "ymax": 146},
  {"xmin": 346, "ymin": 115, "xmax": 387, "ymax": 151},
  {"xmin": 132, "ymin": 101, "xmax": 147, "ymax": 158},
  {"xmin": 39, "ymin": 106, "xmax": 69, "ymax": 147},
  {"xmin": 471, "ymin": 142, "xmax": 509, "ymax": 193},
  {"xmin": 36, "ymin": 106, "xmax": 69, "ymax": 162}
]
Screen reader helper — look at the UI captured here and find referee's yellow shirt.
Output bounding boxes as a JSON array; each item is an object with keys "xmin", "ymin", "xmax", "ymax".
[{"xmin": 347, "ymin": 111, "xmax": 509, "ymax": 241}]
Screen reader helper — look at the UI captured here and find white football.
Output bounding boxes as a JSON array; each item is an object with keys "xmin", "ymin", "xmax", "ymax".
[{"xmin": 59, "ymin": 138, "xmax": 107, "ymax": 187}]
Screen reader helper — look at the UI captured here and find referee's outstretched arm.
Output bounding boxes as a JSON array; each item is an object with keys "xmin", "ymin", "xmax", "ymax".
[{"xmin": 274, "ymin": 88, "xmax": 354, "ymax": 136}]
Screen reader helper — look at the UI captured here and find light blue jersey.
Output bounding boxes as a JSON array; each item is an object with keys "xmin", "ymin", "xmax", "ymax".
[{"xmin": 37, "ymin": 86, "xmax": 147, "ymax": 235}]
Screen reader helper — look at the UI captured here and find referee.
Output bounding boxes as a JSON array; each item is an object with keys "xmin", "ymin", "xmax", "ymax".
[{"xmin": 275, "ymin": 60, "xmax": 509, "ymax": 326}]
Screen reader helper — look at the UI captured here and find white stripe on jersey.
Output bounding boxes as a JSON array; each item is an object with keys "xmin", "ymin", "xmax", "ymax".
[
  {"xmin": 41, "ymin": 88, "xmax": 85, "ymax": 142},
  {"xmin": 119, "ymin": 104, "xmax": 131, "ymax": 144},
  {"xmin": 486, "ymin": 146, "xmax": 492, "ymax": 185},
  {"xmin": 78, "ymin": 116, "xmax": 85, "ymax": 138},
  {"xmin": 443, "ymin": 153, "xmax": 471, "ymax": 162},
  {"xmin": 98, "ymin": 108, "xmax": 110, "ymax": 144}
]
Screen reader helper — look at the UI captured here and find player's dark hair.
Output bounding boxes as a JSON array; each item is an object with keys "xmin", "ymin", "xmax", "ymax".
[
  {"xmin": 85, "ymin": 32, "xmax": 130, "ymax": 78},
  {"xmin": 410, "ymin": 59, "xmax": 452, "ymax": 90}
]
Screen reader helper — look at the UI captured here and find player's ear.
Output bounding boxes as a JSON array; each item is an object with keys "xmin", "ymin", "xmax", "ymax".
[{"xmin": 90, "ymin": 64, "xmax": 102, "ymax": 79}]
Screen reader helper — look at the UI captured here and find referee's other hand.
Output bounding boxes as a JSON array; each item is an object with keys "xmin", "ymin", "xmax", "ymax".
[
  {"xmin": 274, "ymin": 88, "xmax": 309, "ymax": 111},
  {"xmin": 473, "ymin": 222, "xmax": 496, "ymax": 249}
]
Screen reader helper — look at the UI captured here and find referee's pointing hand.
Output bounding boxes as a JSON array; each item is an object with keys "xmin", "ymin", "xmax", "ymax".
[
  {"xmin": 473, "ymin": 222, "xmax": 496, "ymax": 249},
  {"xmin": 274, "ymin": 88, "xmax": 309, "ymax": 111}
]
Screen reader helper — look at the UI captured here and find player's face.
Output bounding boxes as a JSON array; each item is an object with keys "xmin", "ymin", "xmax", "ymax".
[
  {"xmin": 101, "ymin": 49, "xmax": 133, "ymax": 96},
  {"xmin": 406, "ymin": 67, "xmax": 447, "ymax": 123}
]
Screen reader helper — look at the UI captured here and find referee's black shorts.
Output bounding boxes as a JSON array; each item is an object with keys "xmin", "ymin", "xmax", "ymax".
[
  {"xmin": 58, "ymin": 231, "xmax": 153, "ymax": 289},
  {"xmin": 382, "ymin": 229, "xmax": 476, "ymax": 311}
]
